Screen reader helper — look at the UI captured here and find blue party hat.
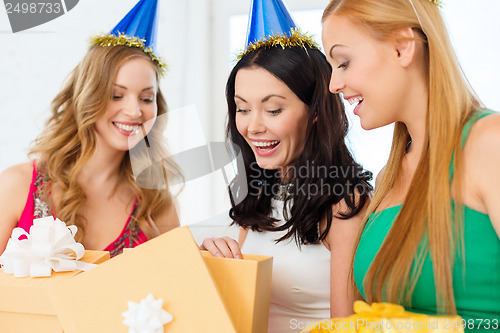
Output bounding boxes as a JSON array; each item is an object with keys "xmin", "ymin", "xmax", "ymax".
[
  {"xmin": 238, "ymin": 0, "xmax": 319, "ymax": 60},
  {"xmin": 246, "ymin": 0, "xmax": 296, "ymax": 46},
  {"xmin": 91, "ymin": 0, "xmax": 165, "ymax": 73},
  {"xmin": 110, "ymin": 0, "xmax": 159, "ymax": 54}
]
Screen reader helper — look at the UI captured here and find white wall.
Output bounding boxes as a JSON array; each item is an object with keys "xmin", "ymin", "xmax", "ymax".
[{"xmin": 1, "ymin": 0, "xmax": 499, "ymax": 233}]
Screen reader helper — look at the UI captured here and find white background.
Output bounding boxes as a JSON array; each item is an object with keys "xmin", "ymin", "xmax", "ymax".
[{"xmin": 0, "ymin": 0, "xmax": 499, "ymax": 238}]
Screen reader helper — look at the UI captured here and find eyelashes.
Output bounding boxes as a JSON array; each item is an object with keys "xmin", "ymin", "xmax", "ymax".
[
  {"xmin": 236, "ymin": 109, "xmax": 282, "ymax": 115},
  {"xmin": 111, "ymin": 96, "xmax": 154, "ymax": 103},
  {"xmin": 338, "ymin": 60, "xmax": 349, "ymax": 70},
  {"xmin": 267, "ymin": 109, "xmax": 282, "ymax": 115}
]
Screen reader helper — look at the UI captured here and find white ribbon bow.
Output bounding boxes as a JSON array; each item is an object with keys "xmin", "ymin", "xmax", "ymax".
[
  {"xmin": 0, "ymin": 216, "xmax": 96, "ymax": 277},
  {"xmin": 122, "ymin": 294, "xmax": 173, "ymax": 333}
]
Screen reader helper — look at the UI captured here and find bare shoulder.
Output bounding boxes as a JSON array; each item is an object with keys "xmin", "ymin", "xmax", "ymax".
[
  {"xmin": 466, "ymin": 113, "xmax": 500, "ymax": 145},
  {"xmin": 0, "ymin": 162, "xmax": 33, "ymax": 198},
  {"xmin": 463, "ymin": 113, "xmax": 500, "ymax": 177},
  {"xmin": 0, "ymin": 162, "xmax": 33, "ymax": 229},
  {"xmin": 0, "ymin": 162, "xmax": 33, "ymax": 179},
  {"xmin": 463, "ymin": 113, "xmax": 500, "ymax": 235}
]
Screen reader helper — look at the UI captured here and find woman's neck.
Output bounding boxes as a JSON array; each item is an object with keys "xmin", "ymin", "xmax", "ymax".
[
  {"xmin": 78, "ymin": 142, "xmax": 126, "ymax": 186},
  {"xmin": 400, "ymin": 71, "xmax": 428, "ymax": 162}
]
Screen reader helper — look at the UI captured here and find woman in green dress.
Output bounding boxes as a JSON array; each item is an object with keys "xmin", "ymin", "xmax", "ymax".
[{"xmin": 321, "ymin": 0, "xmax": 499, "ymax": 330}]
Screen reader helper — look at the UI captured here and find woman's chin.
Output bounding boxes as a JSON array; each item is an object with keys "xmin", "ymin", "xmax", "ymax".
[
  {"xmin": 255, "ymin": 159, "xmax": 279, "ymax": 171},
  {"xmin": 359, "ymin": 118, "xmax": 385, "ymax": 131}
]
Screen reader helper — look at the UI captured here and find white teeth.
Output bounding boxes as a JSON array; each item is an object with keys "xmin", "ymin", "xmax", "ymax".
[
  {"xmin": 114, "ymin": 122, "xmax": 139, "ymax": 132},
  {"xmin": 252, "ymin": 140, "xmax": 280, "ymax": 148},
  {"xmin": 347, "ymin": 96, "xmax": 364, "ymax": 105}
]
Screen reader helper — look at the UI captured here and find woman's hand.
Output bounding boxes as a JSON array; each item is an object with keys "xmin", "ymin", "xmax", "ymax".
[{"xmin": 200, "ymin": 236, "xmax": 243, "ymax": 259}]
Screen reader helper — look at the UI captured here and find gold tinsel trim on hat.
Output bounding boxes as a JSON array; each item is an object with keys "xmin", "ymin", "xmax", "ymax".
[
  {"xmin": 430, "ymin": 0, "xmax": 443, "ymax": 7},
  {"xmin": 237, "ymin": 28, "xmax": 320, "ymax": 61},
  {"xmin": 90, "ymin": 32, "xmax": 167, "ymax": 76}
]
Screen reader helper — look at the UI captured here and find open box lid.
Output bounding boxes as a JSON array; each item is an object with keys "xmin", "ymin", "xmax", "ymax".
[{"xmin": 50, "ymin": 227, "xmax": 237, "ymax": 332}]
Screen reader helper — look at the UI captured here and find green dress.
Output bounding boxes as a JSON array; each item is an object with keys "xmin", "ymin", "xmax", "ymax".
[{"xmin": 354, "ymin": 110, "xmax": 500, "ymax": 332}]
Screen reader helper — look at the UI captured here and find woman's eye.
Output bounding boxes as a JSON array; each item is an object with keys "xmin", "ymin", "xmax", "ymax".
[
  {"xmin": 236, "ymin": 109, "xmax": 249, "ymax": 114},
  {"xmin": 338, "ymin": 61, "xmax": 349, "ymax": 69},
  {"xmin": 112, "ymin": 95, "xmax": 123, "ymax": 100},
  {"xmin": 267, "ymin": 109, "xmax": 282, "ymax": 115},
  {"xmin": 142, "ymin": 98, "xmax": 154, "ymax": 103}
]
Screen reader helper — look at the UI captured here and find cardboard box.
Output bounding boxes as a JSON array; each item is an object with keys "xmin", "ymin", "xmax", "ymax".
[
  {"xmin": 51, "ymin": 227, "xmax": 273, "ymax": 333},
  {"xmin": 51, "ymin": 227, "xmax": 237, "ymax": 332},
  {"xmin": 201, "ymin": 251, "xmax": 273, "ymax": 333},
  {"xmin": 0, "ymin": 250, "xmax": 110, "ymax": 333}
]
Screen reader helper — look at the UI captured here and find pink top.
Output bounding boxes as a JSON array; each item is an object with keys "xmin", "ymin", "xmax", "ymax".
[{"xmin": 18, "ymin": 162, "xmax": 147, "ymax": 257}]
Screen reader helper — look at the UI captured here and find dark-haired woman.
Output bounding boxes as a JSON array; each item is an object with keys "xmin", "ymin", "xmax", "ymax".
[{"xmin": 201, "ymin": 41, "xmax": 373, "ymax": 331}]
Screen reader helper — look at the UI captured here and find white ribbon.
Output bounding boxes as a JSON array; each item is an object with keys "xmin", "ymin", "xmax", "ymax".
[
  {"xmin": 122, "ymin": 294, "xmax": 173, "ymax": 333},
  {"xmin": 0, "ymin": 216, "xmax": 96, "ymax": 277}
]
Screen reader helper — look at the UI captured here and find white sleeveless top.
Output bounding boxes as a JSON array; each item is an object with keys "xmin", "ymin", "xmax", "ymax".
[{"xmin": 241, "ymin": 199, "xmax": 331, "ymax": 333}]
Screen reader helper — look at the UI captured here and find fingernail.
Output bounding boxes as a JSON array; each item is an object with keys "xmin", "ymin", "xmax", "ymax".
[
  {"xmin": 235, "ymin": 254, "xmax": 242, "ymax": 260},
  {"xmin": 215, "ymin": 252, "xmax": 223, "ymax": 258}
]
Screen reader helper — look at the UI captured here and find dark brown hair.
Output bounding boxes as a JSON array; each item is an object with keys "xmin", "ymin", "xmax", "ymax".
[{"xmin": 226, "ymin": 45, "xmax": 373, "ymax": 244}]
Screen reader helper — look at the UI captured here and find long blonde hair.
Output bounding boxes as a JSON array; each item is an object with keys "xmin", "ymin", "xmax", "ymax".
[
  {"xmin": 323, "ymin": 0, "xmax": 482, "ymax": 313},
  {"xmin": 30, "ymin": 45, "xmax": 181, "ymax": 241}
]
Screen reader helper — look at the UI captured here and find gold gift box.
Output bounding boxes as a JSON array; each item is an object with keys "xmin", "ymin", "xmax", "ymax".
[
  {"xmin": 0, "ymin": 250, "xmax": 110, "ymax": 333},
  {"xmin": 51, "ymin": 226, "xmax": 273, "ymax": 333},
  {"xmin": 302, "ymin": 301, "xmax": 464, "ymax": 333}
]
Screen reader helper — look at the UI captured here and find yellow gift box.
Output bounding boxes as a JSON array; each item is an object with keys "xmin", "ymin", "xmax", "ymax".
[
  {"xmin": 50, "ymin": 226, "xmax": 273, "ymax": 333},
  {"xmin": 0, "ymin": 250, "xmax": 110, "ymax": 333},
  {"xmin": 302, "ymin": 301, "xmax": 464, "ymax": 333}
]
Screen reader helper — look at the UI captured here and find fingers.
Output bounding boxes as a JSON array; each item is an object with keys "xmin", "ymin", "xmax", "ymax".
[
  {"xmin": 200, "ymin": 236, "xmax": 243, "ymax": 259},
  {"xmin": 221, "ymin": 236, "xmax": 243, "ymax": 259}
]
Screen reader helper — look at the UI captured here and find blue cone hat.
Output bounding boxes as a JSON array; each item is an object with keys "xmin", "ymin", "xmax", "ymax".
[
  {"xmin": 246, "ymin": 0, "xmax": 296, "ymax": 46},
  {"xmin": 110, "ymin": 0, "xmax": 159, "ymax": 54},
  {"xmin": 91, "ymin": 0, "xmax": 165, "ymax": 72},
  {"xmin": 238, "ymin": 0, "xmax": 319, "ymax": 60}
]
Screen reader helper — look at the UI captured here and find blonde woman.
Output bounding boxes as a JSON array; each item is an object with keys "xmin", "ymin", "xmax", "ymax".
[
  {"xmin": 321, "ymin": 0, "xmax": 499, "ymax": 329},
  {"xmin": 0, "ymin": 45, "xmax": 180, "ymax": 257}
]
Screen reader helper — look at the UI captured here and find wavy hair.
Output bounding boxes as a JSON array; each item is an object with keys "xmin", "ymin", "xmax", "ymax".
[
  {"xmin": 226, "ymin": 45, "xmax": 373, "ymax": 245},
  {"xmin": 29, "ymin": 45, "xmax": 181, "ymax": 241},
  {"xmin": 323, "ymin": 0, "xmax": 482, "ymax": 313}
]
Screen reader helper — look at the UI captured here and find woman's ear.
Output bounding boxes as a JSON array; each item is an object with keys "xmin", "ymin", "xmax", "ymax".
[{"xmin": 392, "ymin": 27, "xmax": 417, "ymax": 67}]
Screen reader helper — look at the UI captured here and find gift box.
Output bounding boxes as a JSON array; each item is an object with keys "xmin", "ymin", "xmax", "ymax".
[
  {"xmin": 51, "ymin": 226, "xmax": 273, "ymax": 332},
  {"xmin": 201, "ymin": 251, "xmax": 273, "ymax": 333},
  {"xmin": 0, "ymin": 250, "xmax": 109, "ymax": 333},
  {"xmin": 302, "ymin": 301, "xmax": 464, "ymax": 333}
]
